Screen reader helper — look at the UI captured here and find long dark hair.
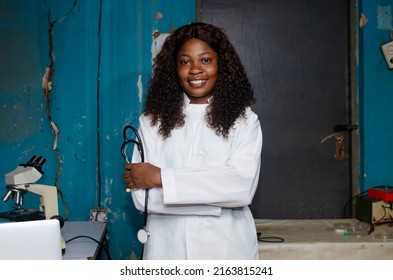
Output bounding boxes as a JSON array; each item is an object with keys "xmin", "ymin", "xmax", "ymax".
[{"xmin": 144, "ymin": 22, "xmax": 255, "ymax": 138}]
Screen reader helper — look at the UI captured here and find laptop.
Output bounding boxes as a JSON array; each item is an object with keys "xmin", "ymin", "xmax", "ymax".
[{"xmin": 0, "ymin": 219, "xmax": 63, "ymax": 260}]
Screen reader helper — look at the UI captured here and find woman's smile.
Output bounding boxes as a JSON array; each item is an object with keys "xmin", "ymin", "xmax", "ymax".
[{"xmin": 189, "ymin": 79, "xmax": 207, "ymax": 87}]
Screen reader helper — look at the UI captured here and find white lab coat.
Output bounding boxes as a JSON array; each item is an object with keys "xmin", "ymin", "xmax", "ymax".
[{"xmin": 131, "ymin": 97, "xmax": 262, "ymax": 260}]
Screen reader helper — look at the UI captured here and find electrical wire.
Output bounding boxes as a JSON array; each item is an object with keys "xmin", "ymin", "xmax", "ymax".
[
  {"xmin": 343, "ymin": 190, "xmax": 368, "ymax": 217},
  {"xmin": 65, "ymin": 235, "xmax": 112, "ymax": 260},
  {"xmin": 257, "ymin": 232, "xmax": 284, "ymax": 243}
]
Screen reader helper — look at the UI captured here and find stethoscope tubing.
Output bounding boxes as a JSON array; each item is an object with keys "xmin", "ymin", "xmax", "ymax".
[
  {"xmin": 121, "ymin": 125, "xmax": 145, "ymax": 163},
  {"xmin": 121, "ymin": 125, "xmax": 149, "ymax": 259}
]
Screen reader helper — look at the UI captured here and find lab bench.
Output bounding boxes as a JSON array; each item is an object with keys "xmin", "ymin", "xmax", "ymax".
[
  {"xmin": 256, "ymin": 219, "xmax": 393, "ymax": 259},
  {"xmin": 62, "ymin": 221, "xmax": 108, "ymax": 260}
]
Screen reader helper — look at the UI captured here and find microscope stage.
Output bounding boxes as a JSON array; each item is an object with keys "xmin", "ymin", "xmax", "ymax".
[{"xmin": 0, "ymin": 208, "xmax": 45, "ymax": 222}]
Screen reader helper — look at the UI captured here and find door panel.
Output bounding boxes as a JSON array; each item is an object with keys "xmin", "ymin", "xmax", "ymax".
[{"xmin": 201, "ymin": 0, "xmax": 352, "ymax": 218}]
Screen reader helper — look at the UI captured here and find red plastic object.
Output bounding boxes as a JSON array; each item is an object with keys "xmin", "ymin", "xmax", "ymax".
[{"xmin": 368, "ymin": 187, "xmax": 393, "ymax": 202}]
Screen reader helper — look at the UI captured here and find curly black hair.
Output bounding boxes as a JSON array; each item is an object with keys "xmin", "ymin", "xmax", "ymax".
[{"xmin": 144, "ymin": 22, "xmax": 255, "ymax": 138}]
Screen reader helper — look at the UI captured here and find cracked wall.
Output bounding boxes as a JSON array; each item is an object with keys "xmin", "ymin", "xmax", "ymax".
[{"xmin": 0, "ymin": 0, "xmax": 195, "ymax": 260}]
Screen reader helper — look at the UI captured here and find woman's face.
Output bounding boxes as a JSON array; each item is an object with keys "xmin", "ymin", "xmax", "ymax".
[{"xmin": 176, "ymin": 38, "xmax": 218, "ymax": 104}]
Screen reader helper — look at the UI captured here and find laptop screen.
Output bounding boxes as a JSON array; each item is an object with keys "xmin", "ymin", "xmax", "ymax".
[{"xmin": 0, "ymin": 219, "xmax": 62, "ymax": 260}]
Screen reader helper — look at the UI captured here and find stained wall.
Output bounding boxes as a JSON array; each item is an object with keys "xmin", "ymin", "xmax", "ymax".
[{"xmin": 0, "ymin": 0, "xmax": 195, "ymax": 259}]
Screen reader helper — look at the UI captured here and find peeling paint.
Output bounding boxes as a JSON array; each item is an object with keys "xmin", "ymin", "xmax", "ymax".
[
  {"xmin": 156, "ymin": 12, "xmax": 163, "ymax": 20},
  {"xmin": 151, "ymin": 32, "xmax": 170, "ymax": 65},
  {"xmin": 129, "ymin": 251, "xmax": 138, "ymax": 260},
  {"xmin": 105, "ymin": 177, "xmax": 114, "ymax": 193},
  {"xmin": 74, "ymin": 122, "xmax": 85, "ymax": 130},
  {"xmin": 137, "ymin": 75, "xmax": 143, "ymax": 103},
  {"xmin": 50, "ymin": 120, "xmax": 59, "ymax": 150},
  {"xmin": 41, "ymin": 67, "xmax": 52, "ymax": 91},
  {"xmin": 111, "ymin": 209, "xmax": 120, "ymax": 223},
  {"xmin": 359, "ymin": 12, "xmax": 368, "ymax": 28},
  {"xmin": 123, "ymin": 117, "xmax": 135, "ymax": 127},
  {"xmin": 152, "ymin": 31, "xmax": 161, "ymax": 39},
  {"xmin": 20, "ymin": 146, "xmax": 36, "ymax": 157}
]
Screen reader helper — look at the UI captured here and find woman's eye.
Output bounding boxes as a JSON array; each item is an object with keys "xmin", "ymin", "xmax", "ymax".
[
  {"xmin": 179, "ymin": 59, "xmax": 190, "ymax": 65},
  {"xmin": 202, "ymin": 58, "xmax": 211, "ymax": 63}
]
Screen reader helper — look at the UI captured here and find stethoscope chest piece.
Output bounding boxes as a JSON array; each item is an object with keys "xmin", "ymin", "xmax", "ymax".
[{"xmin": 137, "ymin": 228, "xmax": 150, "ymax": 244}]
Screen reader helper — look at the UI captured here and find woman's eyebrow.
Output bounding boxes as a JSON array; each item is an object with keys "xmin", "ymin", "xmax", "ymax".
[{"xmin": 177, "ymin": 51, "xmax": 214, "ymax": 57}]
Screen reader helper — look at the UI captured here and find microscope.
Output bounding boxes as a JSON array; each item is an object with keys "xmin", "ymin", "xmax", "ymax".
[{"xmin": 0, "ymin": 156, "xmax": 66, "ymax": 252}]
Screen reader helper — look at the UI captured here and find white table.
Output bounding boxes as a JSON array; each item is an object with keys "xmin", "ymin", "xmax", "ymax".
[
  {"xmin": 61, "ymin": 221, "xmax": 108, "ymax": 260},
  {"xmin": 255, "ymin": 219, "xmax": 393, "ymax": 260}
]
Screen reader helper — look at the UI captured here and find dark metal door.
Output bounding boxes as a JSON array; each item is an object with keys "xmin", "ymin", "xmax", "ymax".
[{"xmin": 200, "ymin": 0, "xmax": 353, "ymax": 218}]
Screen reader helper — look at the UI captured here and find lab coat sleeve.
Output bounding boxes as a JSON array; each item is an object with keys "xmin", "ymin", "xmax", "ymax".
[
  {"xmin": 132, "ymin": 188, "xmax": 222, "ymax": 215},
  {"xmin": 162, "ymin": 110, "xmax": 262, "ymax": 208},
  {"xmin": 130, "ymin": 115, "xmax": 222, "ymax": 216}
]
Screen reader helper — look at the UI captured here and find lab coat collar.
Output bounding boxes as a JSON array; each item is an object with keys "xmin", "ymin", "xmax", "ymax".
[{"xmin": 182, "ymin": 93, "xmax": 213, "ymax": 109}]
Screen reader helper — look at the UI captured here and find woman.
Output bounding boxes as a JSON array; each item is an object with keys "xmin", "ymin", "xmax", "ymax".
[{"xmin": 122, "ymin": 22, "xmax": 262, "ymax": 260}]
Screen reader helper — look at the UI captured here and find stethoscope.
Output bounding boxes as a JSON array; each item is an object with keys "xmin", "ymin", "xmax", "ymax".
[{"xmin": 121, "ymin": 125, "xmax": 150, "ymax": 257}]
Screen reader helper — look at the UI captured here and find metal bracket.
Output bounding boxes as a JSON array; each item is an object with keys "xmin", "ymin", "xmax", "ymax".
[{"xmin": 90, "ymin": 208, "xmax": 108, "ymax": 222}]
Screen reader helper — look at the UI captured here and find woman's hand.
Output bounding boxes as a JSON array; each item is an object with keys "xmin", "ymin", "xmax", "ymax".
[{"xmin": 122, "ymin": 162, "xmax": 162, "ymax": 190}]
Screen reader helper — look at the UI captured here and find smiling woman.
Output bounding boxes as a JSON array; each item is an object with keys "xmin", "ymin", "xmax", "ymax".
[
  {"xmin": 121, "ymin": 22, "xmax": 262, "ymax": 260},
  {"xmin": 176, "ymin": 38, "xmax": 218, "ymax": 104}
]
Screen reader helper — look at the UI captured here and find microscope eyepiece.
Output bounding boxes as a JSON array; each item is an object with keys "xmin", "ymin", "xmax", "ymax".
[
  {"xmin": 35, "ymin": 156, "xmax": 46, "ymax": 167},
  {"xmin": 21, "ymin": 155, "xmax": 46, "ymax": 175},
  {"xmin": 27, "ymin": 156, "xmax": 37, "ymax": 165}
]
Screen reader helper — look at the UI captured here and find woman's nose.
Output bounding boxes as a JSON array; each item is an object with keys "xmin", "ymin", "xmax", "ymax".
[{"xmin": 189, "ymin": 62, "xmax": 203, "ymax": 74}]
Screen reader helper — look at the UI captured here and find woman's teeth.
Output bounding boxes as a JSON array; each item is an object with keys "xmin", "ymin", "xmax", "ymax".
[{"xmin": 190, "ymin": 80, "xmax": 204, "ymax": 86}]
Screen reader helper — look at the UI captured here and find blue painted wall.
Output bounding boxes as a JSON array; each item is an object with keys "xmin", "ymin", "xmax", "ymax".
[
  {"xmin": 358, "ymin": 1, "xmax": 393, "ymax": 191},
  {"xmin": 1, "ymin": 0, "xmax": 393, "ymax": 259},
  {"xmin": 0, "ymin": 0, "xmax": 195, "ymax": 259}
]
